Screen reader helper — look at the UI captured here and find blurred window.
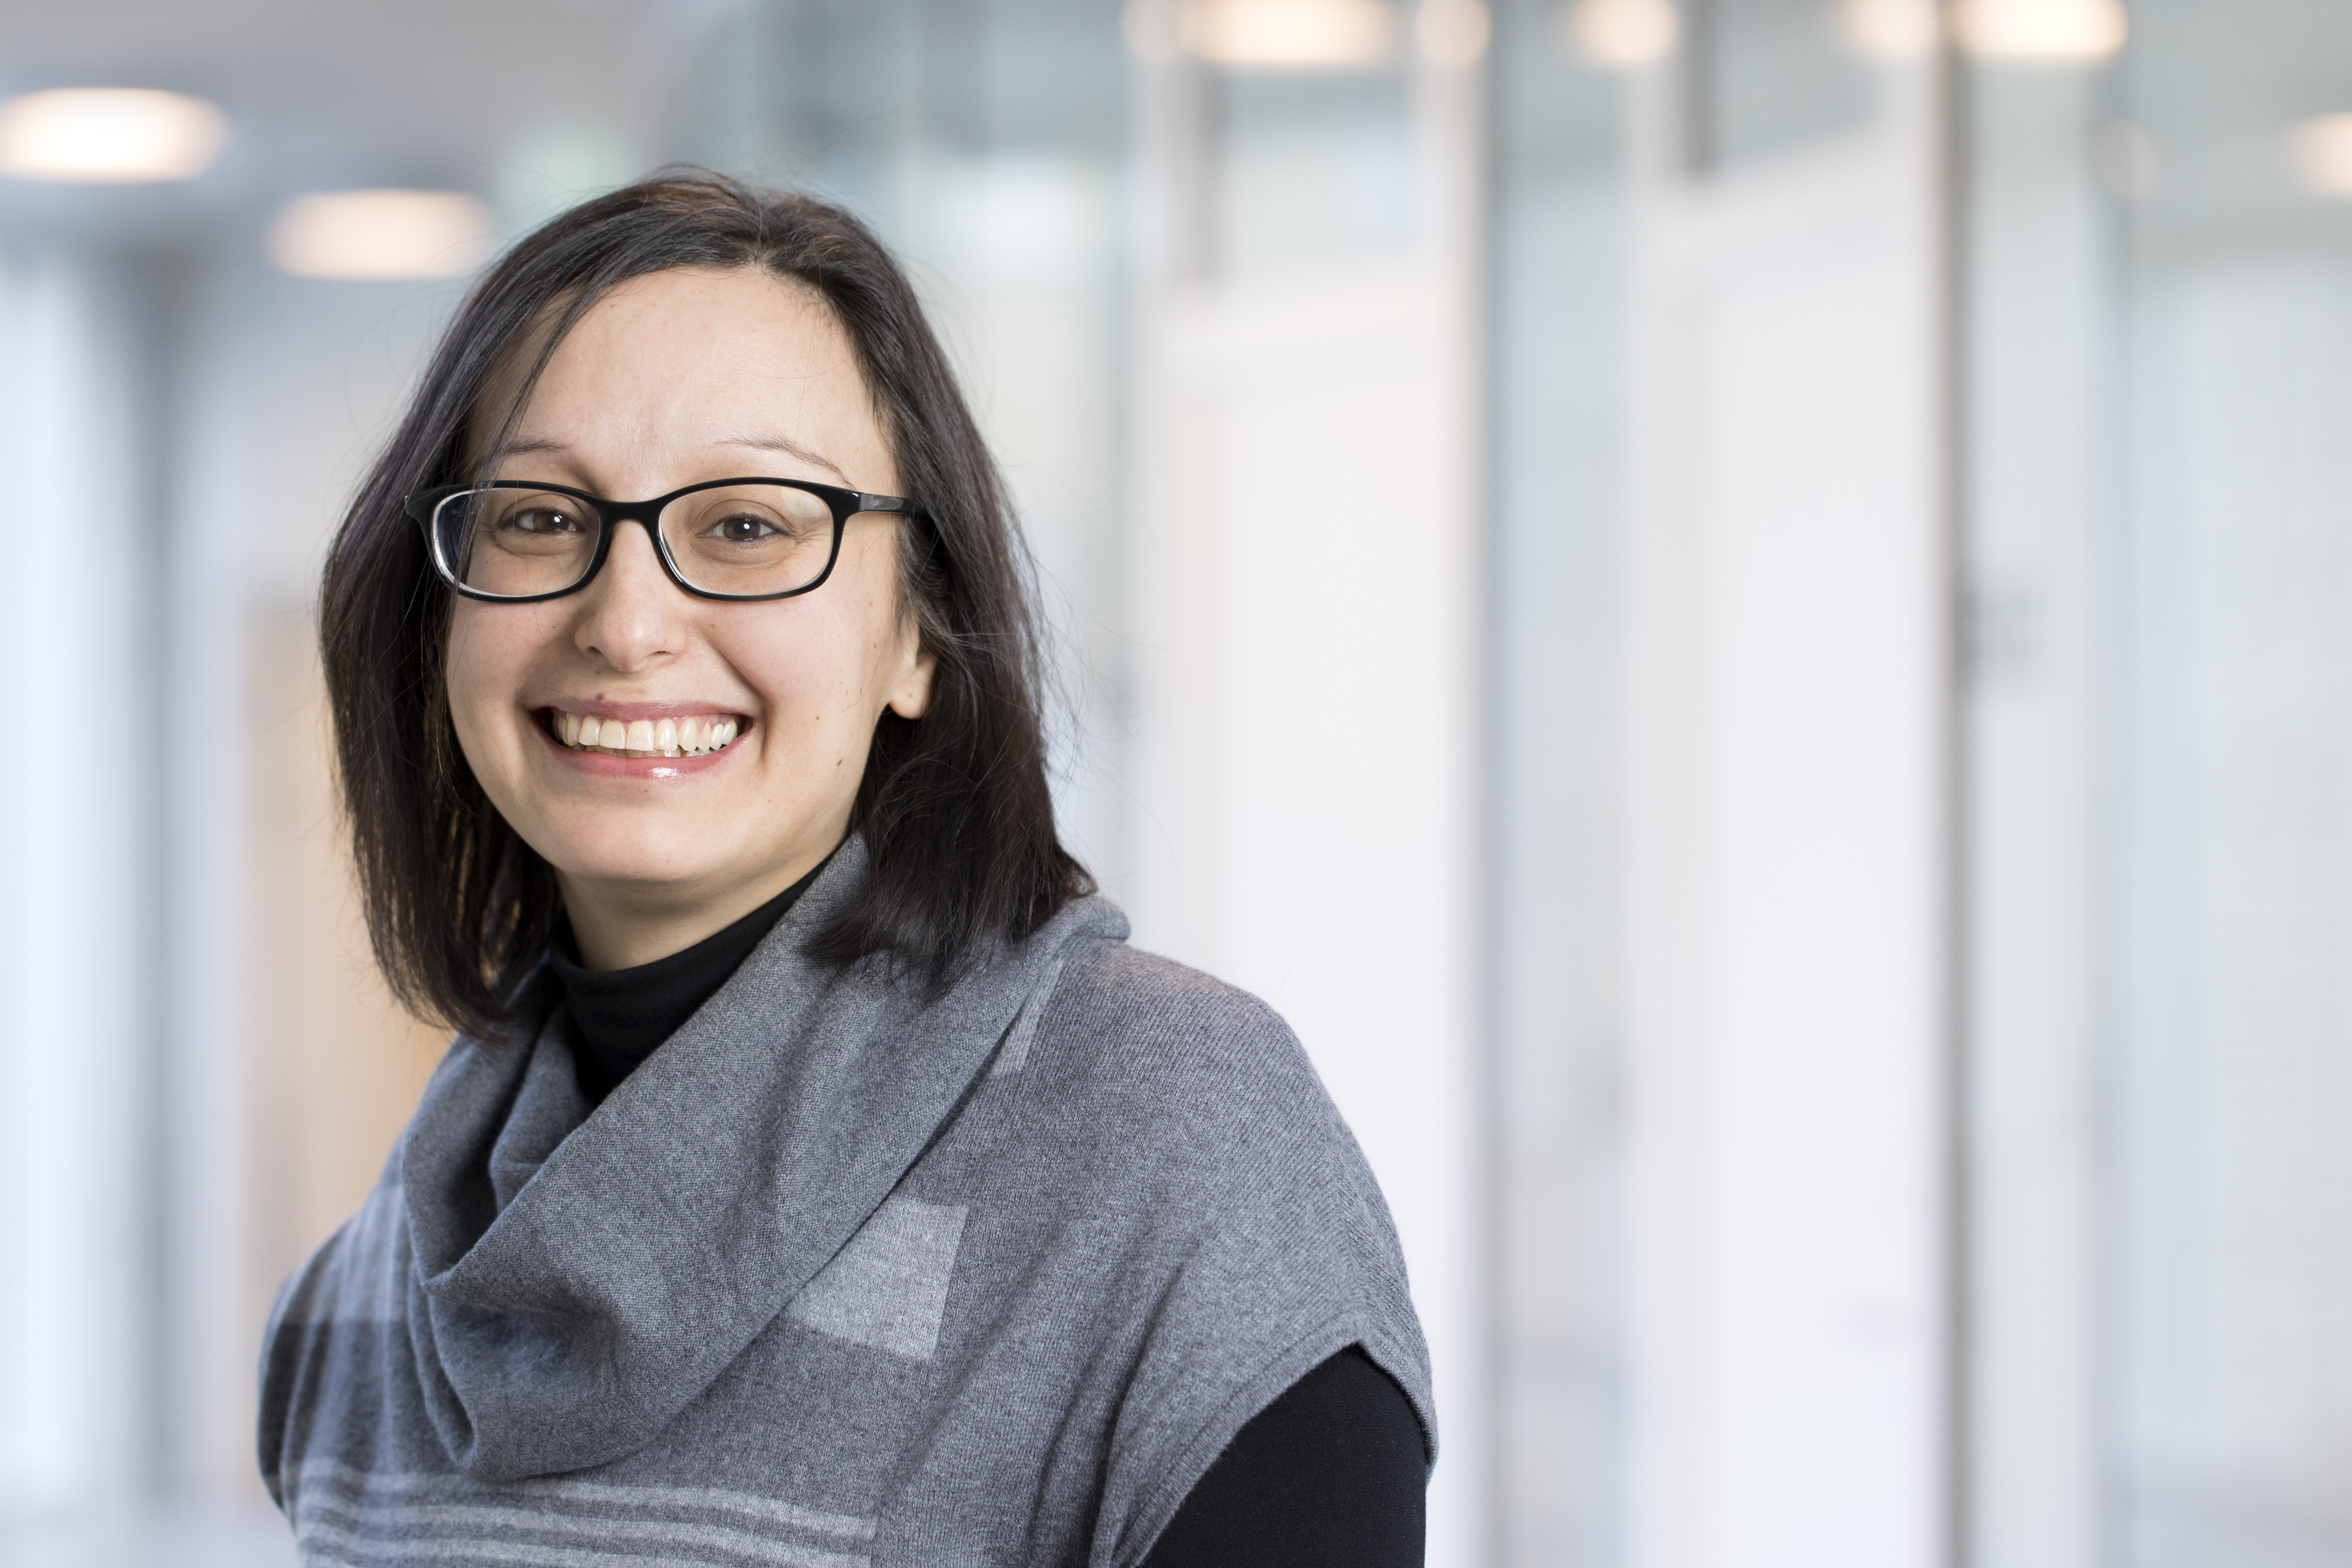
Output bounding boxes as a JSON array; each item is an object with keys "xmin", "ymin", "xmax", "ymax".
[
  {"xmin": 1213, "ymin": 69, "xmax": 1414, "ymax": 281},
  {"xmin": 1966, "ymin": 0, "xmax": 2352, "ymax": 1563},
  {"xmin": 2108, "ymin": 1, "xmax": 2352, "ymax": 1558},
  {"xmin": 1696, "ymin": 0, "xmax": 1875, "ymax": 168},
  {"xmin": 1487, "ymin": 1, "xmax": 1630, "ymax": 1564}
]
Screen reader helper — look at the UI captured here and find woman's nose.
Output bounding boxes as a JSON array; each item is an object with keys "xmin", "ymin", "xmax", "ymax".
[{"xmin": 570, "ymin": 521, "xmax": 685, "ymax": 672}]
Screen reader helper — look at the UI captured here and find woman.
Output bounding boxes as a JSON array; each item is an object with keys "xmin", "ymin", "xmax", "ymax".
[{"xmin": 259, "ymin": 172, "xmax": 1431, "ymax": 1568}]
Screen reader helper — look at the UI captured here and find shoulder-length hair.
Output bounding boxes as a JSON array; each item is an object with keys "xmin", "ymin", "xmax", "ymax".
[{"xmin": 321, "ymin": 170, "xmax": 1090, "ymax": 1040}]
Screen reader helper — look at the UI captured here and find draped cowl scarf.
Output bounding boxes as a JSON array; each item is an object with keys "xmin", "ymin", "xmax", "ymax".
[{"xmin": 259, "ymin": 841, "xmax": 1434, "ymax": 1568}]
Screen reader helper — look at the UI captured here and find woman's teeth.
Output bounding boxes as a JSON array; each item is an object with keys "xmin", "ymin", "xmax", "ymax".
[{"xmin": 554, "ymin": 712, "xmax": 739, "ymax": 758}]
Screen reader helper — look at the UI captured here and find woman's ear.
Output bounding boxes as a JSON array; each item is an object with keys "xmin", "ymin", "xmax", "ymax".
[{"xmin": 887, "ymin": 641, "xmax": 937, "ymax": 720}]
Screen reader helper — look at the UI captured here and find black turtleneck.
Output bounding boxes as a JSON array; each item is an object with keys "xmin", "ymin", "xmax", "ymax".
[
  {"xmin": 544, "ymin": 863, "xmax": 1426, "ymax": 1566},
  {"xmin": 548, "ymin": 858, "xmax": 827, "ymax": 1102}
]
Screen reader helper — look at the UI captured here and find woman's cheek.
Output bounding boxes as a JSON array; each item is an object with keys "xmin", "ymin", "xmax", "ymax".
[{"xmin": 734, "ymin": 617, "xmax": 843, "ymax": 727}]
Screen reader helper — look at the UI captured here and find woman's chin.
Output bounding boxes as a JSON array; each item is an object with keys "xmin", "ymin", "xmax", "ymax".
[{"xmin": 534, "ymin": 827, "xmax": 750, "ymax": 896}]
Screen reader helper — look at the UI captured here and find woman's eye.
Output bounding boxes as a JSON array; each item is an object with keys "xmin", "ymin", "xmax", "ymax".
[
  {"xmin": 710, "ymin": 513, "xmax": 782, "ymax": 543},
  {"xmin": 501, "ymin": 507, "xmax": 584, "ymax": 535}
]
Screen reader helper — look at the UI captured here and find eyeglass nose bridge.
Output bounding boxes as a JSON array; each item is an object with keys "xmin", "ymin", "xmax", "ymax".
[
  {"xmin": 597, "ymin": 499, "xmax": 664, "ymax": 529},
  {"xmin": 573, "ymin": 500, "xmax": 692, "ymax": 596}
]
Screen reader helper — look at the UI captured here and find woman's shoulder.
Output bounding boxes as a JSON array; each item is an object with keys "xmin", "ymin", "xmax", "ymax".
[
  {"xmin": 975, "ymin": 917, "xmax": 1434, "ymax": 1538},
  {"xmin": 1039, "ymin": 929, "xmax": 1322, "ymax": 1099},
  {"xmin": 1053, "ymin": 934, "xmax": 1297, "ymax": 1048},
  {"xmin": 1012, "ymin": 921, "xmax": 1377, "ymax": 1204}
]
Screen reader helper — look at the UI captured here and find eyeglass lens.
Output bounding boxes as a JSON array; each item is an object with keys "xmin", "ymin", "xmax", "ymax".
[{"xmin": 432, "ymin": 484, "xmax": 837, "ymax": 598}]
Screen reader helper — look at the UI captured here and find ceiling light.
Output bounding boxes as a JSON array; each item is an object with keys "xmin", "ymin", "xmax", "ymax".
[
  {"xmin": 1417, "ymin": 0, "xmax": 1492, "ymax": 65},
  {"xmin": 2295, "ymin": 114, "xmax": 2352, "ymax": 197},
  {"xmin": 268, "ymin": 190, "xmax": 496, "ymax": 281},
  {"xmin": 1840, "ymin": 0, "xmax": 1940, "ymax": 60},
  {"xmin": 1181, "ymin": 0, "xmax": 1398, "ymax": 69},
  {"xmin": 0, "ymin": 88, "xmax": 227, "ymax": 183},
  {"xmin": 1563, "ymin": 0, "xmax": 1680, "ymax": 70},
  {"xmin": 1952, "ymin": 0, "xmax": 2126, "ymax": 64}
]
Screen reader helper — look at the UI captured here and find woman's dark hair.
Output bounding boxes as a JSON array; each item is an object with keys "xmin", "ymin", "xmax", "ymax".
[{"xmin": 321, "ymin": 169, "xmax": 1091, "ymax": 1040}]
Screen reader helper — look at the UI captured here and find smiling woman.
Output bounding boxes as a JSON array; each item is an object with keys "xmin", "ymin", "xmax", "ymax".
[
  {"xmin": 318, "ymin": 177, "xmax": 1073, "ymax": 1014},
  {"xmin": 434, "ymin": 266, "xmax": 939, "ymax": 971},
  {"xmin": 265, "ymin": 172, "xmax": 1433, "ymax": 1568}
]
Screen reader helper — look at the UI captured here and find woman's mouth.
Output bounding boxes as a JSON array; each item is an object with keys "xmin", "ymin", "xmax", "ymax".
[{"xmin": 545, "ymin": 710, "xmax": 742, "ymax": 759}]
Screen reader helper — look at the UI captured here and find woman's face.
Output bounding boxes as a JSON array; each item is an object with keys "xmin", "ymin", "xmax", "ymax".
[{"xmin": 444, "ymin": 266, "xmax": 933, "ymax": 965}]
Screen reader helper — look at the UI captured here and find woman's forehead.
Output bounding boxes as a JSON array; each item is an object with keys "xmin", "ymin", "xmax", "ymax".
[{"xmin": 471, "ymin": 267, "xmax": 879, "ymax": 465}]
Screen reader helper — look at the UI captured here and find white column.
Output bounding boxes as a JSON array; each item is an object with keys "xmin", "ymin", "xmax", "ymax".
[
  {"xmin": 0, "ymin": 251, "xmax": 160, "ymax": 1565},
  {"xmin": 1622, "ymin": 55, "xmax": 1956, "ymax": 1568}
]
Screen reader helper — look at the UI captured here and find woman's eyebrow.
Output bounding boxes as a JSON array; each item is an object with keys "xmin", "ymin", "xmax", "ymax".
[
  {"xmin": 484, "ymin": 435, "xmax": 576, "ymax": 465},
  {"xmin": 487, "ymin": 433, "xmax": 853, "ymax": 485},
  {"xmin": 715, "ymin": 432, "xmax": 850, "ymax": 483}
]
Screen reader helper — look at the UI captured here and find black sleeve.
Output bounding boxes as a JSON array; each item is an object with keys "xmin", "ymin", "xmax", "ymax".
[{"xmin": 1141, "ymin": 1345, "xmax": 1428, "ymax": 1568}]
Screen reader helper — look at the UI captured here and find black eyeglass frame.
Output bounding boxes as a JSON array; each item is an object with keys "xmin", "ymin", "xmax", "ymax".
[{"xmin": 403, "ymin": 476, "xmax": 916, "ymax": 603}]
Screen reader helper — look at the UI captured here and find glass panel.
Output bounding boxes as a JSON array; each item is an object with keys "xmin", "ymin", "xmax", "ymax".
[
  {"xmin": 1968, "ymin": 2, "xmax": 2352, "ymax": 1563},
  {"xmin": 1959, "ymin": 54, "xmax": 2111, "ymax": 1568},
  {"xmin": 1489, "ymin": 2, "xmax": 1630, "ymax": 1564},
  {"xmin": 1213, "ymin": 69, "xmax": 1415, "ymax": 282},
  {"xmin": 1697, "ymin": 0, "xmax": 1876, "ymax": 169},
  {"xmin": 2110, "ymin": 2, "xmax": 2352, "ymax": 1559}
]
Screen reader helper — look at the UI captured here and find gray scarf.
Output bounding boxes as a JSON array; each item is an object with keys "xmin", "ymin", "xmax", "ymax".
[{"xmin": 261, "ymin": 841, "xmax": 1433, "ymax": 1567}]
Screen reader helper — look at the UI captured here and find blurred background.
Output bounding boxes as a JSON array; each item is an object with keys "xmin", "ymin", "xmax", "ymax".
[{"xmin": 0, "ymin": 0, "xmax": 2346, "ymax": 1565}]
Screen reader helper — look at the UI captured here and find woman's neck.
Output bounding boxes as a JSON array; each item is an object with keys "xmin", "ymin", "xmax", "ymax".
[
  {"xmin": 552, "ymin": 859, "xmax": 830, "ymax": 1102},
  {"xmin": 559, "ymin": 839, "xmax": 841, "ymax": 970}
]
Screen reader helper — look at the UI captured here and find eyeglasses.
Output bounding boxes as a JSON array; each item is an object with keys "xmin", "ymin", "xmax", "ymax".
[{"xmin": 404, "ymin": 477, "xmax": 915, "ymax": 603}]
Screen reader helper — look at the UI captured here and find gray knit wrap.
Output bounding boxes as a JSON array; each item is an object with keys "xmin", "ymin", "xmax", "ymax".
[{"xmin": 259, "ymin": 841, "xmax": 1433, "ymax": 1568}]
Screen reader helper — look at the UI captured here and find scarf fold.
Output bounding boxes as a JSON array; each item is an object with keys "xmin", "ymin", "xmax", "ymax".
[{"xmin": 396, "ymin": 839, "xmax": 1127, "ymax": 1479}]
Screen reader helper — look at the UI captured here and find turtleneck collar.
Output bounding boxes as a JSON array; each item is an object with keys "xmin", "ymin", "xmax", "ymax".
[{"xmin": 548, "ymin": 854, "xmax": 830, "ymax": 1102}]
